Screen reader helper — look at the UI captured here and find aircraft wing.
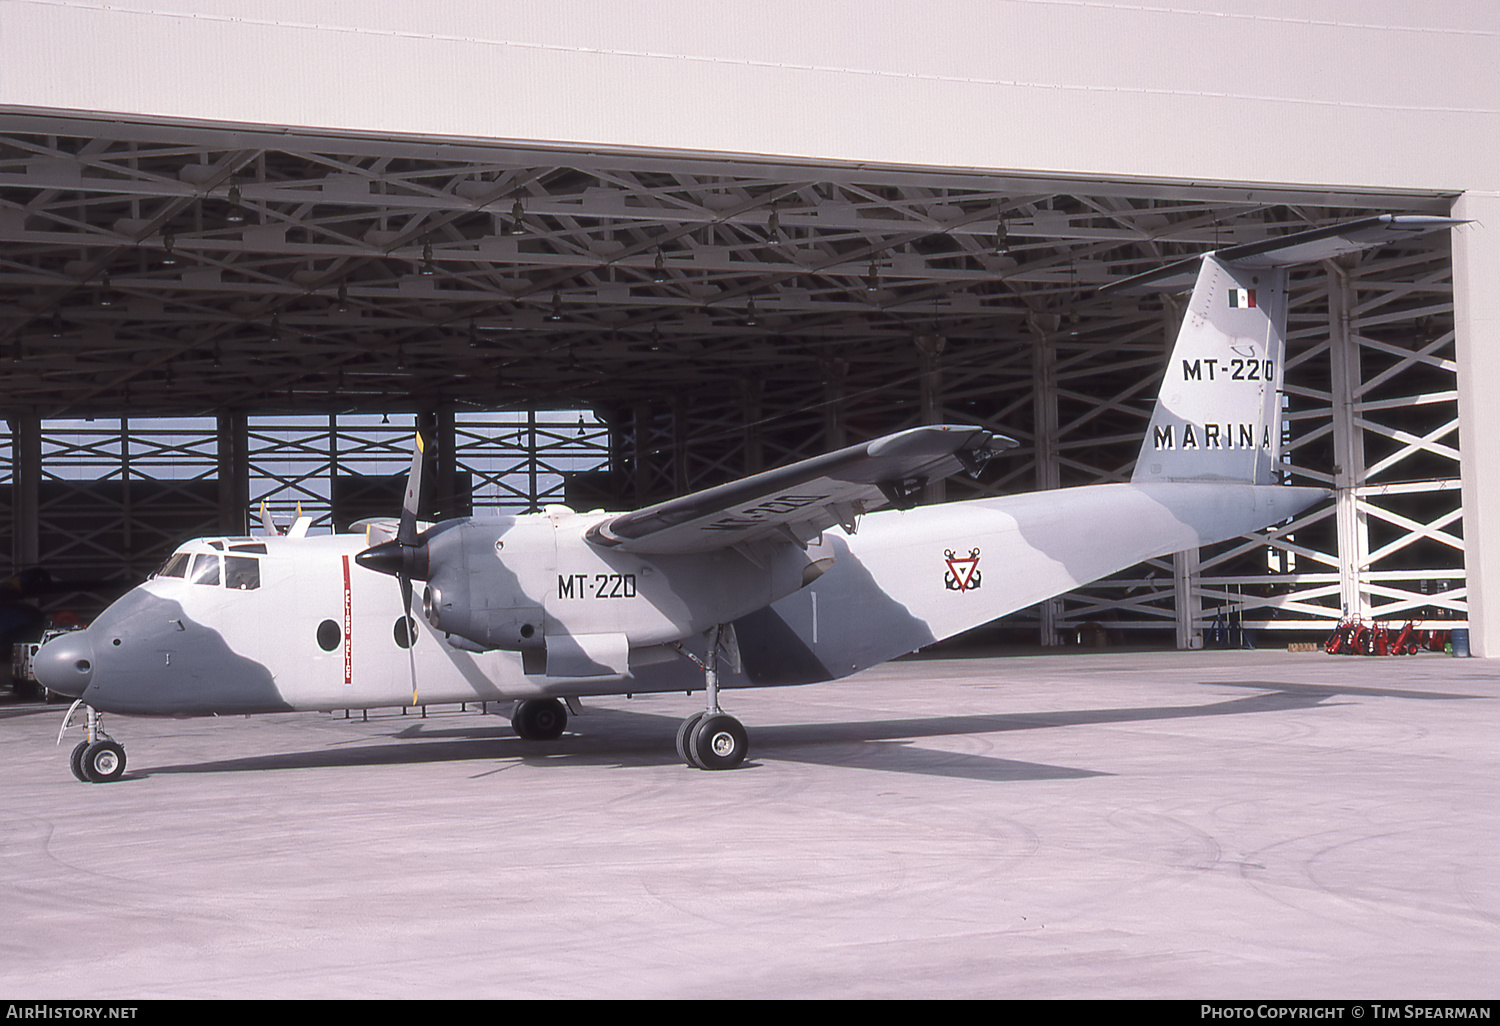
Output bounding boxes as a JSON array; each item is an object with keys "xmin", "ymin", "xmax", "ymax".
[{"xmin": 586, "ymin": 424, "xmax": 1013, "ymax": 554}]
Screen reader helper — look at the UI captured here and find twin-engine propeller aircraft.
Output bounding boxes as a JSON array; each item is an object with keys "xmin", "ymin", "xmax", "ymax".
[{"xmin": 35, "ymin": 215, "xmax": 1460, "ymax": 781}]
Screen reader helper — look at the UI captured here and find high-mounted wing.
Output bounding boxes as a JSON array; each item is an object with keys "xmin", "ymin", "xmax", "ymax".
[{"xmin": 586, "ymin": 424, "xmax": 1013, "ymax": 554}]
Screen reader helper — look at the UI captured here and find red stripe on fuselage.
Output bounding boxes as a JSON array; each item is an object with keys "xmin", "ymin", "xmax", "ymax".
[{"xmin": 341, "ymin": 554, "xmax": 353, "ymax": 685}]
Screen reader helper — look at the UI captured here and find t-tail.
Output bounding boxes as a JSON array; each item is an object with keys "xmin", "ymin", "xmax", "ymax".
[{"xmin": 1126, "ymin": 214, "xmax": 1464, "ymax": 485}]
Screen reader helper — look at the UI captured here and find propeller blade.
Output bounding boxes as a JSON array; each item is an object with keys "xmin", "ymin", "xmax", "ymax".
[
  {"xmin": 398, "ymin": 433, "xmax": 426, "ymax": 548},
  {"xmin": 400, "ymin": 575, "xmax": 418, "ymax": 706},
  {"xmin": 400, "ymin": 432, "xmax": 427, "ymax": 705}
]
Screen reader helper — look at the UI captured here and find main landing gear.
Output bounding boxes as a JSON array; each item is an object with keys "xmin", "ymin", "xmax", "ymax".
[
  {"xmin": 511, "ymin": 697, "xmax": 568, "ymax": 741},
  {"xmin": 674, "ymin": 625, "xmax": 749, "ymax": 771},
  {"xmin": 61, "ymin": 702, "xmax": 127, "ymax": 783}
]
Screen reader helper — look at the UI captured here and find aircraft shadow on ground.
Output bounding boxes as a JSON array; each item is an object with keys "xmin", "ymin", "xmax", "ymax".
[
  {"xmin": 130, "ymin": 677, "xmax": 1478, "ymax": 784},
  {"xmin": 1211, "ymin": 679, "xmax": 1489, "ymax": 702}
]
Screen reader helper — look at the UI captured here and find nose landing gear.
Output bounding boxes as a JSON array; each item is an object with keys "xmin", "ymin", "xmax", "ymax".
[{"xmin": 60, "ymin": 702, "xmax": 127, "ymax": 783}]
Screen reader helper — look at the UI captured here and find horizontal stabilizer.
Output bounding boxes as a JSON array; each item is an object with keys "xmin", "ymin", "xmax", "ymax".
[
  {"xmin": 588, "ymin": 424, "xmax": 1014, "ymax": 554},
  {"xmin": 1104, "ymin": 215, "xmax": 1465, "ymax": 294}
]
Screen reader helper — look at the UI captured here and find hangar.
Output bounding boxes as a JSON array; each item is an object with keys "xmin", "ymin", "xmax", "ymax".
[{"xmin": 0, "ymin": 3, "xmax": 1494, "ymax": 652}]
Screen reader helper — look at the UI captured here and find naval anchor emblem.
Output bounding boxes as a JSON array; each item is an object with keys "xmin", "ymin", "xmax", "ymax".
[{"xmin": 944, "ymin": 548, "xmax": 982, "ymax": 592}]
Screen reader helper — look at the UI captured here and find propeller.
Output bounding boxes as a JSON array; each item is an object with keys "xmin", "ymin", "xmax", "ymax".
[
  {"xmin": 355, "ymin": 432, "xmax": 430, "ymax": 705},
  {"xmin": 395, "ymin": 433, "xmax": 425, "ymax": 704}
]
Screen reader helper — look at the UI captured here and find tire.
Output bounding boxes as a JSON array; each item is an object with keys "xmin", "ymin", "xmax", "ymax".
[
  {"xmin": 512, "ymin": 698, "xmax": 567, "ymax": 741},
  {"xmin": 80, "ymin": 739, "xmax": 126, "ymax": 783},
  {"xmin": 676, "ymin": 712, "xmax": 707, "ymax": 768},
  {"xmin": 69, "ymin": 741, "xmax": 90, "ymax": 782},
  {"xmin": 689, "ymin": 713, "xmax": 748, "ymax": 771}
]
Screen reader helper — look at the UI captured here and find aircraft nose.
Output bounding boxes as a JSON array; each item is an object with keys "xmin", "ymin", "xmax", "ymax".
[{"xmin": 32, "ymin": 631, "xmax": 96, "ymax": 698}]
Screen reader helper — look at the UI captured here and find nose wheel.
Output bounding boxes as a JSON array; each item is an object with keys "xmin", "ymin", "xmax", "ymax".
[
  {"xmin": 61, "ymin": 703, "xmax": 128, "ymax": 783},
  {"xmin": 71, "ymin": 739, "xmax": 127, "ymax": 783}
]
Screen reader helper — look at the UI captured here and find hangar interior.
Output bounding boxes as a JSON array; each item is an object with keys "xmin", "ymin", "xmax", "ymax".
[{"xmin": 0, "ymin": 114, "xmax": 1464, "ymax": 645}]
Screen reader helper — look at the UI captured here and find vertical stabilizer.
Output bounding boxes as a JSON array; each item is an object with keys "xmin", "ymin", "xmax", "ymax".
[
  {"xmin": 1128, "ymin": 215, "xmax": 1464, "ymax": 486},
  {"xmin": 1134, "ymin": 256, "xmax": 1286, "ymax": 485}
]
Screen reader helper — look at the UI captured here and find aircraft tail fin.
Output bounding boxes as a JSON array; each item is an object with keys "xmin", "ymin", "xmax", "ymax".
[
  {"xmin": 1131, "ymin": 254, "xmax": 1289, "ymax": 485},
  {"xmin": 1123, "ymin": 214, "xmax": 1462, "ymax": 486}
]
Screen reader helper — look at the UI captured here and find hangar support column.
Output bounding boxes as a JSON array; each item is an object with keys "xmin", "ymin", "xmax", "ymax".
[
  {"xmin": 671, "ymin": 399, "xmax": 689, "ymax": 497},
  {"xmin": 1328, "ymin": 262, "xmax": 1372, "ymax": 621},
  {"xmin": 9, "ymin": 412, "xmax": 39, "ymax": 570},
  {"xmin": 741, "ymin": 379, "xmax": 763, "ymax": 475},
  {"xmin": 630, "ymin": 402, "xmax": 652, "ymax": 507},
  {"xmin": 421, "ymin": 410, "xmax": 459, "ymax": 520},
  {"xmin": 917, "ymin": 334, "xmax": 946, "ymax": 505},
  {"xmin": 1453, "ymin": 194, "xmax": 1500, "ymax": 657},
  {"xmin": 216, "ymin": 411, "xmax": 248, "ymax": 535},
  {"xmin": 822, "ymin": 357, "xmax": 847, "ymax": 452},
  {"xmin": 1031, "ymin": 324, "xmax": 1061, "ymax": 645}
]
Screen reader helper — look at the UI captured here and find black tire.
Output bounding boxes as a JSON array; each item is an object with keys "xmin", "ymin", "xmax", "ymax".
[
  {"xmin": 69, "ymin": 741, "xmax": 90, "ymax": 782},
  {"xmin": 80, "ymin": 739, "xmax": 126, "ymax": 783},
  {"xmin": 689, "ymin": 713, "xmax": 748, "ymax": 771},
  {"xmin": 676, "ymin": 712, "xmax": 707, "ymax": 768},
  {"xmin": 512, "ymin": 698, "xmax": 567, "ymax": 741}
]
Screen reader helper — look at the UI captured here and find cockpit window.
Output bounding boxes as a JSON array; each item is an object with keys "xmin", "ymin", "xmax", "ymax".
[
  {"xmin": 156, "ymin": 552, "xmax": 190, "ymax": 579},
  {"xmin": 225, "ymin": 556, "xmax": 260, "ymax": 591},
  {"xmin": 190, "ymin": 553, "xmax": 221, "ymax": 586},
  {"xmin": 230, "ymin": 543, "xmax": 267, "ymax": 554}
]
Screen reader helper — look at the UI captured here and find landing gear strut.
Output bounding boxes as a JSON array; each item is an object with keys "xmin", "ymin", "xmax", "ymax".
[
  {"xmin": 675, "ymin": 625, "xmax": 748, "ymax": 770},
  {"xmin": 62, "ymin": 703, "xmax": 127, "ymax": 783}
]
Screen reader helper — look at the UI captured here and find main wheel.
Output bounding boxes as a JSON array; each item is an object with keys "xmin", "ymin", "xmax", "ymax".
[
  {"xmin": 69, "ymin": 740, "xmax": 90, "ymax": 782},
  {"xmin": 676, "ymin": 711, "xmax": 708, "ymax": 768},
  {"xmin": 511, "ymin": 698, "xmax": 567, "ymax": 741},
  {"xmin": 79, "ymin": 739, "xmax": 126, "ymax": 783},
  {"xmin": 689, "ymin": 713, "xmax": 748, "ymax": 771}
]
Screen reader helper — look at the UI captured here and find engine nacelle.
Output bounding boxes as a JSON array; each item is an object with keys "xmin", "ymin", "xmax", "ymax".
[
  {"xmin": 366, "ymin": 509, "xmax": 834, "ymax": 673},
  {"xmin": 420, "ymin": 520, "xmax": 545, "ymax": 652}
]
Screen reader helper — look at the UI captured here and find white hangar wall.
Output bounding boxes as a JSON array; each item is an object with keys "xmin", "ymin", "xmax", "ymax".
[
  {"xmin": 0, "ymin": 1, "xmax": 1492, "ymax": 191},
  {"xmin": 2, "ymin": 0, "xmax": 1499, "ymax": 651}
]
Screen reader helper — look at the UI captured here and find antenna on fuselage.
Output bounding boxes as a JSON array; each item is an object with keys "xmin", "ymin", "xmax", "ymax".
[{"xmin": 258, "ymin": 500, "xmax": 282, "ymax": 537}]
